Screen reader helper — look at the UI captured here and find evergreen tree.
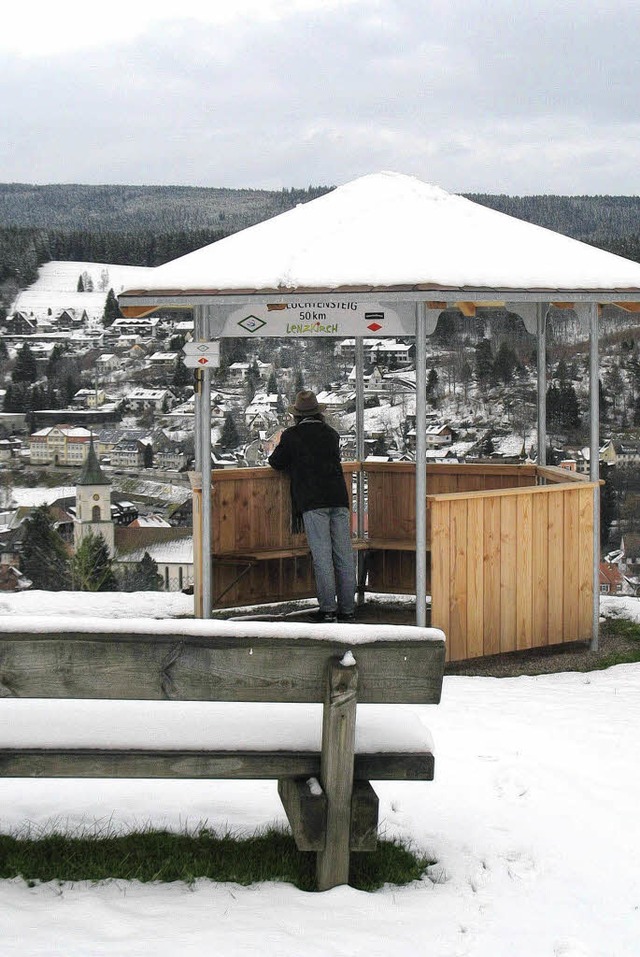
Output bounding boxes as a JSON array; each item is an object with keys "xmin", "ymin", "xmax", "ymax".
[
  {"xmin": 77, "ymin": 274, "xmax": 84, "ymax": 292},
  {"xmin": 71, "ymin": 531, "xmax": 117, "ymax": 591},
  {"xmin": 143, "ymin": 442, "xmax": 154, "ymax": 468},
  {"xmin": 12, "ymin": 343, "xmax": 37, "ymax": 383},
  {"xmin": 172, "ymin": 356, "xmax": 191, "ymax": 389},
  {"xmin": 479, "ymin": 432, "xmax": 495, "ymax": 456},
  {"xmin": 267, "ymin": 371, "xmax": 278, "ymax": 394},
  {"xmin": 46, "ymin": 343, "xmax": 66, "ymax": 378},
  {"xmin": 120, "ymin": 552, "xmax": 163, "ymax": 592},
  {"xmin": 294, "ymin": 368, "xmax": 305, "ymax": 393},
  {"xmin": 546, "ymin": 384, "xmax": 563, "ymax": 432},
  {"xmin": 559, "ymin": 383, "xmax": 581, "ymax": 430},
  {"xmin": 21, "ymin": 505, "xmax": 71, "ymax": 590},
  {"xmin": 426, "ymin": 367, "xmax": 439, "ymax": 407},
  {"xmin": 102, "ymin": 287, "xmax": 121, "ymax": 326},
  {"xmin": 3, "ymin": 382, "xmax": 29, "ymax": 412},
  {"xmin": 220, "ymin": 412, "xmax": 240, "ymax": 450},
  {"xmin": 474, "ymin": 339, "xmax": 494, "ymax": 385},
  {"xmin": 460, "ymin": 359, "xmax": 473, "ymax": 400},
  {"xmin": 493, "ymin": 343, "xmax": 518, "ymax": 384},
  {"xmin": 554, "ymin": 358, "xmax": 569, "ymax": 385},
  {"xmin": 433, "ymin": 311, "xmax": 457, "ymax": 344}
]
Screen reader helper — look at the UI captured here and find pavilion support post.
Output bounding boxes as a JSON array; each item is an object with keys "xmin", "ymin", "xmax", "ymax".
[
  {"xmin": 536, "ymin": 303, "xmax": 547, "ymax": 468},
  {"xmin": 200, "ymin": 365, "xmax": 213, "ymax": 619},
  {"xmin": 588, "ymin": 302, "xmax": 600, "ymax": 651},
  {"xmin": 194, "ymin": 378, "xmax": 202, "ymax": 472},
  {"xmin": 415, "ymin": 303, "xmax": 428, "ymax": 627},
  {"xmin": 355, "ymin": 337, "xmax": 366, "ymax": 605}
]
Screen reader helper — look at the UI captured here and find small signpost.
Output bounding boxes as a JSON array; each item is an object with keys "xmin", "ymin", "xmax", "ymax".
[{"xmin": 182, "ymin": 341, "xmax": 221, "ymax": 368}]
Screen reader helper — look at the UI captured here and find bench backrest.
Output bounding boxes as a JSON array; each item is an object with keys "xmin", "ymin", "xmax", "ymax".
[{"xmin": 0, "ymin": 630, "xmax": 445, "ymax": 705}]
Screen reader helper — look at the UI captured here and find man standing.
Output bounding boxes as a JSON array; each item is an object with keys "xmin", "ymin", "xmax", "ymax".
[{"xmin": 268, "ymin": 390, "xmax": 356, "ymax": 622}]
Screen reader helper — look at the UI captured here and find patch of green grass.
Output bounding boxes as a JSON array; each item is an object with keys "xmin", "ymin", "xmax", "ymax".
[
  {"xmin": 596, "ymin": 618, "xmax": 640, "ymax": 669},
  {"xmin": 601, "ymin": 617, "xmax": 640, "ymax": 642},
  {"xmin": 0, "ymin": 826, "xmax": 432, "ymax": 892}
]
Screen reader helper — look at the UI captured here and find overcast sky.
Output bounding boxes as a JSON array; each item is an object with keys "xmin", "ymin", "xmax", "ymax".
[{"xmin": 1, "ymin": 0, "xmax": 638, "ymax": 195}]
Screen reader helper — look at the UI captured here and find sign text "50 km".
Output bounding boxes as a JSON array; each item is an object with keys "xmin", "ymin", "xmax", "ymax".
[{"xmin": 300, "ymin": 311, "xmax": 326, "ymax": 321}]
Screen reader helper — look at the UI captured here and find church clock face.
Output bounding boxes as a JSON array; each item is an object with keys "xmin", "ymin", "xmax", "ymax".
[{"xmin": 92, "ymin": 494, "xmax": 100, "ymax": 501}]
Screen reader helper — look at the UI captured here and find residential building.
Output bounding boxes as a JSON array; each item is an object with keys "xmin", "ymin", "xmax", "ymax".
[
  {"xmin": 127, "ymin": 388, "xmax": 173, "ymax": 412},
  {"xmin": 154, "ymin": 448, "xmax": 188, "ymax": 470},
  {"xmin": 108, "ymin": 316, "xmax": 160, "ymax": 338},
  {"xmin": 614, "ymin": 443, "xmax": 640, "ymax": 467},
  {"xmin": 599, "ymin": 562, "xmax": 624, "ymax": 595},
  {"xmin": 337, "ymin": 338, "xmax": 413, "ymax": 366},
  {"xmin": 110, "ymin": 438, "xmax": 148, "ymax": 469},
  {"xmin": 5, "ymin": 312, "xmax": 37, "ymax": 336},
  {"xmin": 347, "ymin": 364, "xmax": 385, "ymax": 392},
  {"xmin": 72, "ymin": 388, "xmax": 107, "ymax": 409},
  {"xmin": 147, "ymin": 351, "xmax": 180, "ymax": 370},
  {"xmin": 115, "ymin": 529, "xmax": 193, "ymax": 591},
  {"xmin": 96, "ymin": 353, "xmax": 121, "ymax": 374}
]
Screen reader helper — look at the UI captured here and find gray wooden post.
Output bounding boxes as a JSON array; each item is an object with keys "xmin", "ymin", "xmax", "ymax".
[
  {"xmin": 415, "ymin": 303, "xmax": 428, "ymax": 627},
  {"xmin": 536, "ymin": 302, "xmax": 547, "ymax": 468},
  {"xmin": 355, "ymin": 336, "xmax": 366, "ymax": 604},
  {"xmin": 316, "ymin": 658, "xmax": 358, "ymax": 890},
  {"xmin": 589, "ymin": 302, "xmax": 600, "ymax": 651}
]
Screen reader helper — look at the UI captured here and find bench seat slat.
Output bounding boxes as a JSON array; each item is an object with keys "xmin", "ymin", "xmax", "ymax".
[
  {"xmin": 0, "ymin": 635, "xmax": 445, "ymax": 704},
  {"xmin": 0, "ymin": 749, "xmax": 434, "ymax": 781}
]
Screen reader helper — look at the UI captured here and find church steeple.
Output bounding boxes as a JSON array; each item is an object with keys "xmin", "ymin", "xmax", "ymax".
[
  {"xmin": 74, "ymin": 434, "xmax": 114, "ymax": 556},
  {"xmin": 77, "ymin": 436, "xmax": 110, "ymax": 487}
]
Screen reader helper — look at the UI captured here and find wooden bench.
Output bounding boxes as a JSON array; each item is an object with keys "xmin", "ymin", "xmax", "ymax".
[{"xmin": 0, "ymin": 619, "xmax": 445, "ymax": 891}]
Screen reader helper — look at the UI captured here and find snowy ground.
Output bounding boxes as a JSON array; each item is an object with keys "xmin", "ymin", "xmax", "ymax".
[
  {"xmin": 0, "ymin": 592, "xmax": 639, "ymax": 956},
  {"xmin": 11, "ymin": 261, "xmax": 156, "ymax": 321}
]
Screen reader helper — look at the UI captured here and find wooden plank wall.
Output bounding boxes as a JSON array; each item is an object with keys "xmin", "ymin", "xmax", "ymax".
[
  {"xmin": 429, "ymin": 484, "xmax": 596, "ymax": 661},
  {"xmin": 212, "ymin": 467, "xmax": 307, "ymax": 554},
  {"xmin": 194, "ymin": 465, "xmax": 358, "ymax": 610},
  {"xmin": 365, "ymin": 463, "xmax": 538, "ymax": 595}
]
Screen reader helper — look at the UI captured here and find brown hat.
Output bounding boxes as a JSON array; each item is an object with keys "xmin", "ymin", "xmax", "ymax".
[{"xmin": 288, "ymin": 389, "xmax": 326, "ymax": 416}]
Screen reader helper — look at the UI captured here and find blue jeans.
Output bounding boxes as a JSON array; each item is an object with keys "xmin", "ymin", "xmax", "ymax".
[{"xmin": 302, "ymin": 507, "xmax": 356, "ymax": 615}]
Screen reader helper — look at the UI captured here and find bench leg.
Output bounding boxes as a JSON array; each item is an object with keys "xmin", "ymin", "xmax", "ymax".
[{"xmin": 316, "ymin": 658, "xmax": 358, "ymax": 891}]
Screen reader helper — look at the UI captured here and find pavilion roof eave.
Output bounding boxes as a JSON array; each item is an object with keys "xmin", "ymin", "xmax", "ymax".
[{"xmin": 118, "ymin": 286, "xmax": 640, "ymax": 309}]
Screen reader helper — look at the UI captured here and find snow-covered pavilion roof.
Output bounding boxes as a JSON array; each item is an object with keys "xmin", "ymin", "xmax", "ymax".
[{"xmin": 119, "ymin": 172, "xmax": 640, "ymax": 304}]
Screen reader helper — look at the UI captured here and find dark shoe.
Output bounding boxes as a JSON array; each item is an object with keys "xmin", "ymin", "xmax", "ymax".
[
  {"xmin": 312, "ymin": 610, "xmax": 337, "ymax": 623},
  {"xmin": 337, "ymin": 611, "xmax": 356, "ymax": 622}
]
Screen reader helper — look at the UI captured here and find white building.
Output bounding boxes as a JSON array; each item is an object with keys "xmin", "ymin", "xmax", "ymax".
[
  {"xmin": 127, "ymin": 388, "xmax": 173, "ymax": 412},
  {"xmin": 29, "ymin": 426, "xmax": 95, "ymax": 467}
]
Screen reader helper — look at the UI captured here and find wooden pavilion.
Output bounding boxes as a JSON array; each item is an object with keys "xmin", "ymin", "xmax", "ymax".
[{"xmin": 118, "ymin": 172, "xmax": 640, "ymax": 660}]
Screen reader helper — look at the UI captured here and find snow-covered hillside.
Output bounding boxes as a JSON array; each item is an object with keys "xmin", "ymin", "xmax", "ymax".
[{"xmin": 11, "ymin": 261, "xmax": 156, "ymax": 321}]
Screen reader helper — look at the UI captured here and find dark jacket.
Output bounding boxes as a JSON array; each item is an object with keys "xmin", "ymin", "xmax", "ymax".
[{"xmin": 268, "ymin": 416, "xmax": 349, "ymax": 523}]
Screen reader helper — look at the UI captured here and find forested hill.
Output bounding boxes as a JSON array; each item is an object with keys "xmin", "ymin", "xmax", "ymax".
[
  {"xmin": 0, "ymin": 183, "xmax": 333, "ymax": 296},
  {"xmin": 0, "ymin": 183, "xmax": 334, "ymax": 233},
  {"xmin": 1, "ymin": 184, "xmax": 640, "ymax": 308}
]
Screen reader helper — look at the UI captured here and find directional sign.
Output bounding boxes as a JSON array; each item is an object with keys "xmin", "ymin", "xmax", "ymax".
[
  {"xmin": 182, "ymin": 341, "xmax": 220, "ymax": 368},
  {"xmin": 182, "ymin": 341, "xmax": 221, "ymax": 357},
  {"xmin": 183, "ymin": 353, "xmax": 220, "ymax": 368},
  {"xmin": 217, "ymin": 301, "xmax": 412, "ymax": 337}
]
